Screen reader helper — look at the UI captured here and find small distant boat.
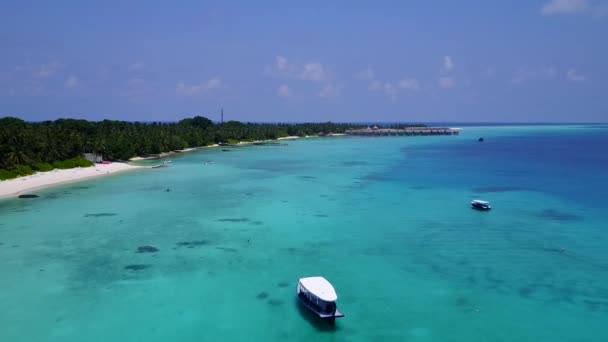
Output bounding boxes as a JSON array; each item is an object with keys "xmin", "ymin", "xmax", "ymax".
[
  {"xmin": 297, "ymin": 276, "xmax": 344, "ymax": 325},
  {"xmin": 471, "ymin": 199, "xmax": 491, "ymax": 210},
  {"xmin": 478, "ymin": 137, "xmax": 484, "ymax": 142},
  {"xmin": 152, "ymin": 161, "xmax": 170, "ymax": 169}
]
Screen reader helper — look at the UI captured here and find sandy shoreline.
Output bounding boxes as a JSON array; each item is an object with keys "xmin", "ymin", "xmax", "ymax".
[
  {"xmin": 0, "ymin": 134, "xmax": 349, "ymax": 198},
  {"xmin": 0, "ymin": 163, "xmax": 144, "ymax": 198},
  {"xmin": 129, "ymin": 144, "xmax": 220, "ymax": 161}
]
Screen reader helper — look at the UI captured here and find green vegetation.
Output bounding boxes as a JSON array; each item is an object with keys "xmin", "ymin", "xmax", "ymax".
[
  {"xmin": 0, "ymin": 164, "xmax": 35, "ymax": 180},
  {"xmin": 52, "ymin": 157, "xmax": 93, "ymax": 169},
  {"xmin": 33, "ymin": 162, "xmax": 54, "ymax": 172},
  {"xmin": 0, "ymin": 116, "xmax": 362, "ymax": 180}
]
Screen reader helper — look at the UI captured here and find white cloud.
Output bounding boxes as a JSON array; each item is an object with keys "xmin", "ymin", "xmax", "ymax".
[
  {"xmin": 65, "ymin": 75, "xmax": 80, "ymax": 88},
  {"xmin": 128, "ymin": 78, "xmax": 145, "ymax": 87},
  {"xmin": 511, "ymin": 66, "xmax": 558, "ymax": 83},
  {"xmin": 128, "ymin": 61, "xmax": 145, "ymax": 72},
  {"xmin": 356, "ymin": 68, "xmax": 375, "ymax": 80},
  {"xmin": 33, "ymin": 61, "xmax": 63, "ymax": 78},
  {"xmin": 205, "ymin": 77, "xmax": 223, "ymax": 90},
  {"xmin": 277, "ymin": 84, "xmax": 290, "ymax": 97},
  {"xmin": 383, "ymin": 83, "xmax": 398, "ymax": 98},
  {"xmin": 121, "ymin": 77, "xmax": 152, "ymax": 97},
  {"xmin": 540, "ymin": 0, "xmax": 608, "ymax": 16},
  {"xmin": 276, "ymin": 56, "xmax": 290, "ymax": 71},
  {"xmin": 542, "ymin": 66, "xmax": 557, "ymax": 78},
  {"xmin": 267, "ymin": 56, "xmax": 329, "ymax": 82},
  {"xmin": 443, "ymin": 56, "xmax": 454, "ymax": 72},
  {"xmin": 319, "ymin": 84, "xmax": 341, "ymax": 98},
  {"xmin": 567, "ymin": 69, "xmax": 587, "ymax": 81},
  {"xmin": 364, "ymin": 74, "xmax": 418, "ymax": 97},
  {"xmin": 438, "ymin": 77, "xmax": 456, "ymax": 88},
  {"xmin": 368, "ymin": 81, "xmax": 399, "ymax": 98},
  {"xmin": 595, "ymin": 2, "xmax": 608, "ymax": 15},
  {"xmin": 300, "ymin": 63, "xmax": 328, "ymax": 82},
  {"xmin": 176, "ymin": 77, "xmax": 224, "ymax": 96},
  {"xmin": 511, "ymin": 70, "xmax": 528, "ymax": 84},
  {"xmin": 176, "ymin": 83, "xmax": 204, "ymax": 96},
  {"xmin": 368, "ymin": 81, "xmax": 383, "ymax": 91},
  {"xmin": 541, "ymin": 0, "xmax": 589, "ymax": 15},
  {"xmin": 398, "ymin": 78, "xmax": 420, "ymax": 90}
]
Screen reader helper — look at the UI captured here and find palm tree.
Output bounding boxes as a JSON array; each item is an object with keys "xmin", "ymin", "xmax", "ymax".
[{"xmin": 7, "ymin": 149, "xmax": 30, "ymax": 166}]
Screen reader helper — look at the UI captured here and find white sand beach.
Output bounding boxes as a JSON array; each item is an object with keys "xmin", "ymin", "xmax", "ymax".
[
  {"xmin": 0, "ymin": 163, "xmax": 144, "ymax": 197},
  {"xmin": 129, "ymin": 144, "xmax": 220, "ymax": 161}
]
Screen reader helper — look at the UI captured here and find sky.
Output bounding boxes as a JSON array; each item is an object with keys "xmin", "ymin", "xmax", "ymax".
[{"xmin": 1, "ymin": 0, "xmax": 607, "ymax": 123}]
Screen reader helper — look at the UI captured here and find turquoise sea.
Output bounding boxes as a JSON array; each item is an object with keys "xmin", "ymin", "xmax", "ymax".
[{"xmin": 1, "ymin": 125, "xmax": 607, "ymax": 341}]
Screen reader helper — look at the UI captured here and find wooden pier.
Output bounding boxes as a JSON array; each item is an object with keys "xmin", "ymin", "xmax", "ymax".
[{"xmin": 345, "ymin": 127, "xmax": 459, "ymax": 136}]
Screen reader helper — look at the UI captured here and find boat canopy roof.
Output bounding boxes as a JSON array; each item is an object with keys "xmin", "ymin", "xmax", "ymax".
[
  {"xmin": 299, "ymin": 277, "xmax": 338, "ymax": 302},
  {"xmin": 472, "ymin": 199, "xmax": 490, "ymax": 205}
]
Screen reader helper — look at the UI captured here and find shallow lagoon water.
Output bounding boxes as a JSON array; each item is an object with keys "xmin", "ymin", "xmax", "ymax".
[{"xmin": 1, "ymin": 125, "xmax": 607, "ymax": 341}]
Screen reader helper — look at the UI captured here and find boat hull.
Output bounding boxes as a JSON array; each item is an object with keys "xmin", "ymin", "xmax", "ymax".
[
  {"xmin": 297, "ymin": 292, "xmax": 344, "ymax": 322},
  {"xmin": 471, "ymin": 203, "xmax": 491, "ymax": 210}
]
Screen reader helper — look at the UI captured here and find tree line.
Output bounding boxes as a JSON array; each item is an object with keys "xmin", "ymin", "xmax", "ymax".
[{"xmin": 0, "ymin": 116, "xmax": 363, "ymax": 179}]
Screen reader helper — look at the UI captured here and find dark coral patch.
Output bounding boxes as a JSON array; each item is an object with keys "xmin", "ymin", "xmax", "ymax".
[
  {"xmin": 297, "ymin": 175, "xmax": 316, "ymax": 179},
  {"xmin": 250, "ymin": 221, "xmax": 263, "ymax": 226},
  {"xmin": 85, "ymin": 213, "xmax": 118, "ymax": 218},
  {"xmin": 454, "ymin": 296, "xmax": 471, "ymax": 308},
  {"xmin": 315, "ymin": 214, "xmax": 329, "ymax": 218},
  {"xmin": 256, "ymin": 292, "xmax": 269, "ymax": 299},
  {"xmin": 216, "ymin": 247, "xmax": 238, "ymax": 253},
  {"xmin": 518, "ymin": 286, "xmax": 534, "ymax": 298},
  {"xmin": 539, "ymin": 209, "xmax": 582, "ymax": 222},
  {"xmin": 363, "ymin": 172, "xmax": 389, "ymax": 181},
  {"xmin": 583, "ymin": 299, "xmax": 608, "ymax": 311},
  {"xmin": 176, "ymin": 240, "xmax": 208, "ymax": 247},
  {"xmin": 217, "ymin": 218, "xmax": 250, "ymax": 222},
  {"xmin": 277, "ymin": 281, "xmax": 290, "ymax": 288},
  {"xmin": 18, "ymin": 194, "xmax": 39, "ymax": 198},
  {"xmin": 341, "ymin": 161, "xmax": 368, "ymax": 166},
  {"xmin": 125, "ymin": 264, "xmax": 149, "ymax": 271},
  {"xmin": 472, "ymin": 186, "xmax": 526, "ymax": 193},
  {"xmin": 267, "ymin": 299, "xmax": 284, "ymax": 306},
  {"xmin": 136, "ymin": 246, "xmax": 159, "ymax": 253}
]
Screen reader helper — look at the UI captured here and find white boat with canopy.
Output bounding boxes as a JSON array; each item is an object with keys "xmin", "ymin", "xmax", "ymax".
[
  {"xmin": 297, "ymin": 276, "xmax": 344, "ymax": 324},
  {"xmin": 471, "ymin": 199, "xmax": 491, "ymax": 210}
]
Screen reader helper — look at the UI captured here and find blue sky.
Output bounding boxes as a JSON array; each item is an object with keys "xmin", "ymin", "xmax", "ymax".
[{"xmin": 1, "ymin": 0, "xmax": 607, "ymax": 122}]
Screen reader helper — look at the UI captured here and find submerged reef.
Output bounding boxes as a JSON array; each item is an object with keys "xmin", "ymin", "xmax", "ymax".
[{"xmin": 136, "ymin": 246, "xmax": 159, "ymax": 253}]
